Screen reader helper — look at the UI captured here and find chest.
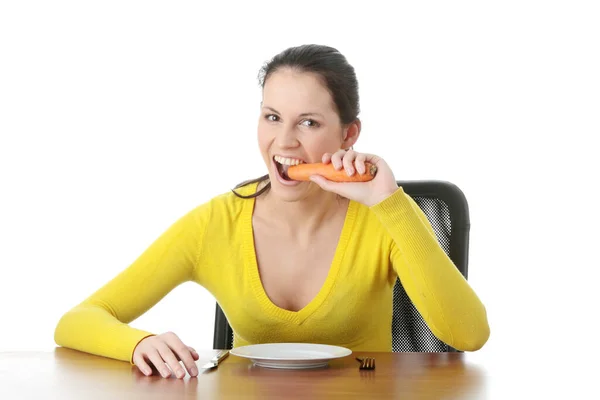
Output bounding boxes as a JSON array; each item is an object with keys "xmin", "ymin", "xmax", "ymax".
[{"xmin": 251, "ymin": 217, "xmax": 345, "ymax": 313}]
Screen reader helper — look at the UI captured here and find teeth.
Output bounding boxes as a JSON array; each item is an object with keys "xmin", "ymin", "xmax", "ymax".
[{"xmin": 274, "ymin": 155, "xmax": 305, "ymax": 166}]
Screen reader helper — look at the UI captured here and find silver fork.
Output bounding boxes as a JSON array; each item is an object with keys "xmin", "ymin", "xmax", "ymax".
[{"xmin": 356, "ymin": 357, "xmax": 375, "ymax": 370}]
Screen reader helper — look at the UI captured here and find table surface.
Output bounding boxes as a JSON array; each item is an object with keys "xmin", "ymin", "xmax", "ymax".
[{"xmin": 0, "ymin": 347, "xmax": 594, "ymax": 399}]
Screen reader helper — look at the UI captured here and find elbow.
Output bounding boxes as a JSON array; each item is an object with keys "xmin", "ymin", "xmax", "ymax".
[
  {"xmin": 54, "ymin": 306, "xmax": 85, "ymax": 348},
  {"xmin": 53, "ymin": 312, "xmax": 70, "ymax": 347},
  {"xmin": 454, "ymin": 320, "xmax": 490, "ymax": 352}
]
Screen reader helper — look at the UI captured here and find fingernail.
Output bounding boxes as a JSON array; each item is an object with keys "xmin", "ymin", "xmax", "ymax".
[
  {"xmin": 162, "ymin": 369, "xmax": 170, "ymax": 378},
  {"xmin": 347, "ymin": 168, "xmax": 354, "ymax": 176},
  {"xmin": 176, "ymin": 369, "xmax": 185, "ymax": 378},
  {"xmin": 191, "ymin": 367, "xmax": 198, "ymax": 376}
]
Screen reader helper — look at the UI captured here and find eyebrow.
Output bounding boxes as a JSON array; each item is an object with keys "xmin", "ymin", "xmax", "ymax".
[{"xmin": 262, "ymin": 106, "xmax": 325, "ymax": 119}]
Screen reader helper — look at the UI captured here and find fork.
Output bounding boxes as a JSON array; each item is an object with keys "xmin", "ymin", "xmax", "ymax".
[{"xmin": 356, "ymin": 357, "xmax": 375, "ymax": 370}]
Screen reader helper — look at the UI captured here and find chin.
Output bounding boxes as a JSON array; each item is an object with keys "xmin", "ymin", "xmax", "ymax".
[
  {"xmin": 267, "ymin": 177, "xmax": 310, "ymax": 202},
  {"xmin": 267, "ymin": 168, "xmax": 312, "ymax": 203}
]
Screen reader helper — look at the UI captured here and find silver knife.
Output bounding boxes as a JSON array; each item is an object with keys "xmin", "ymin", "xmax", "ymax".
[{"xmin": 201, "ymin": 350, "xmax": 229, "ymax": 369}]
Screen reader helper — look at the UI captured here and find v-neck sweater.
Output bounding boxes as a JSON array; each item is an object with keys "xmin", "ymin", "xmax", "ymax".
[{"xmin": 54, "ymin": 183, "xmax": 489, "ymax": 363}]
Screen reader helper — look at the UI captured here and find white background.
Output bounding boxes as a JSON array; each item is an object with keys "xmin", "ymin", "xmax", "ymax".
[{"xmin": 1, "ymin": 0, "xmax": 599, "ymax": 395}]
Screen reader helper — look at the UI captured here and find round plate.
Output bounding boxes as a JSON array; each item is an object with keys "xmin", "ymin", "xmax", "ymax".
[{"xmin": 229, "ymin": 343, "xmax": 352, "ymax": 369}]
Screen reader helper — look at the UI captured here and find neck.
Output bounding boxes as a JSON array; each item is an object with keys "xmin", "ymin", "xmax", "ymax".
[{"xmin": 257, "ymin": 182, "xmax": 348, "ymax": 236}]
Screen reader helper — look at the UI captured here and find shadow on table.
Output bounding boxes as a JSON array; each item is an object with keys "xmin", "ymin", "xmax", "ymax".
[
  {"xmin": 388, "ymin": 352, "xmax": 488, "ymax": 399},
  {"xmin": 53, "ymin": 347, "xmax": 200, "ymax": 397}
]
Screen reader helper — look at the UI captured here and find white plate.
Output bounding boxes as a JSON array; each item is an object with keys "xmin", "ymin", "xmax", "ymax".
[{"xmin": 229, "ymin": 343, "xmax": 352, "ymax": 369}]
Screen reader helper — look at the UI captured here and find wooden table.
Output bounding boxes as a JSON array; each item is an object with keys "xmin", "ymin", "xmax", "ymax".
[
  {"xmin": 0, "ymin": 347, "xmax": 493, "ymax": 399},
  {"xmin": 3, "ymin": 346, "xmax": 596, "ymax": 399}
]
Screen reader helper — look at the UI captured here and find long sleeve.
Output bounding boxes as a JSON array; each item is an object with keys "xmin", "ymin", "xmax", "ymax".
[
  {"xmin": 54, "ymin": 202, "xmax": 211, "ymax": 363},
  {"xmin": 369, "ymin": 187, "xmax": 490, "ymax": 351}
]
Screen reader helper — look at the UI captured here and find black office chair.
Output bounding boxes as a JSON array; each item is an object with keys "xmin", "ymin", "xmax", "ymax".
[{"xmin": 213, "ymin": 180, "xmax": 470, "ymax": 352}]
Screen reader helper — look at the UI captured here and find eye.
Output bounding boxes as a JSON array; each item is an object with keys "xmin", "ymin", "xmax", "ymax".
[
  {"xmin": 300, "ymin": 119, "xmax": 320, "ymax": 128},
  {"xmin": 265, "ymin": 114, "xmax": 279, "ymax": 122}
]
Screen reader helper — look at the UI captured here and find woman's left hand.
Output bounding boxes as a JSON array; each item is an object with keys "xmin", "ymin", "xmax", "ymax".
[{"xmin": 309, "ymin": 149, "xmax": 399, "ymax": 207}]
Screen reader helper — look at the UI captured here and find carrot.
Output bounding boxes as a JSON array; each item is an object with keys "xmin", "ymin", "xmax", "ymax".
[{"xmin": 287, "ymin": 162, "xmax": 377, "ymax": 182}]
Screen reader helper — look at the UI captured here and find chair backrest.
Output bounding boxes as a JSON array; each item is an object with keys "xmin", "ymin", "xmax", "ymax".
[{"xmin": 213, "ymin": 180, "xmax": 470, "ymax": 352}]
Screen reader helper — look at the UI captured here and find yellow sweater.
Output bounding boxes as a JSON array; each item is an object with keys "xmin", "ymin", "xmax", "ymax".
[{"xmin": 54, "ymin": 183, "xmax": 489, "ymax": 363}]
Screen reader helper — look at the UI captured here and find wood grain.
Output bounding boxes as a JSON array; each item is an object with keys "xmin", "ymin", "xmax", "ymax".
[{"xmin": 0, "ymin": 348, "xmax": 487, "ymax": 399}]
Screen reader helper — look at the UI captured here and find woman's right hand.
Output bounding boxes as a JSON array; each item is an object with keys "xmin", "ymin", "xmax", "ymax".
[{"xmin": 132, "ymin": 332, "xmax": 200, "ymax": 378}]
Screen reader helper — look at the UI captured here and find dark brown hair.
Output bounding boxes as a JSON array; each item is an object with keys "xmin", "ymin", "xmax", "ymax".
[{"xmin": 232, "ymin": 44, "xmax": 360, "ymax": 199}]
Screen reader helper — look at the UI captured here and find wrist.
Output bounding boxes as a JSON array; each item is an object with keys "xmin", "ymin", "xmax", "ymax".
[{"xmin": 368, "ymin": 186, "xmax": 399, "ymax": 207}]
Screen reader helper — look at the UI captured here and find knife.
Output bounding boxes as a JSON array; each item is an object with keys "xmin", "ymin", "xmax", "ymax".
[{"xmin": 201, "ymin": 350, "xmax": 230, "ymax": 369}]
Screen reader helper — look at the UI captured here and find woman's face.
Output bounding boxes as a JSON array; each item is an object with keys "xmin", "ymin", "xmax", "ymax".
[{"xmin": 257, "ymin": 68, "xmax": 358, "ymax": 201}]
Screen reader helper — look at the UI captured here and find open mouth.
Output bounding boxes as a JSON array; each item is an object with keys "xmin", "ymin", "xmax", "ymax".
[
  {"xmin": 276, "ymin": 161, "xmax": 291, "ymax": 181},
  {"xmin": 273, "ymin": 155, "xmax": 305, "ymax": 181}
]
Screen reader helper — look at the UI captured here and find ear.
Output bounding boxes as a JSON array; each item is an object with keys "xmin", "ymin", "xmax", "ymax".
[{"xmin": 341, "ymin": 119, "xmax": 361, "ymax": 149}]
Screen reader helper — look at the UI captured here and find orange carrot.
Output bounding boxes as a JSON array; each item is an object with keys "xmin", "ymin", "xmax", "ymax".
[{"xmin": 287, "ymin": 162, "xmax": 377, "ymax": 182}]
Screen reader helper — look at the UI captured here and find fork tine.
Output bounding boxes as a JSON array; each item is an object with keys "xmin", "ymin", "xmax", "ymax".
[{"xmin": 357, "ymin": 356, "xmax": 375, "ymax": 370}]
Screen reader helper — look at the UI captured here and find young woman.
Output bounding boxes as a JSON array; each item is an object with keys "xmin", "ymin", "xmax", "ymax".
[{"xmin": 54, "ymin": 44, "xmax": 490, "ymax": 379}]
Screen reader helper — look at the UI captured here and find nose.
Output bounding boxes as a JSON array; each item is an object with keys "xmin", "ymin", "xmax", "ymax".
[{"xmin": 275, "ymin": 124, "xmax": 300, "ymax": 148}]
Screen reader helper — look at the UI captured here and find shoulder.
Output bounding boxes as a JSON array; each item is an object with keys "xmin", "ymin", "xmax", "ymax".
[
  {"xmin": 187, "ymin": 180, "xmax": 260, "ymax": 223},
  {"xmin": 213, "ymin": 181, "xmax": 260, "ymax": 211}
]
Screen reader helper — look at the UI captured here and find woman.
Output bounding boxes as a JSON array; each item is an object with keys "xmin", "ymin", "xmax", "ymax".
[{"xmin": 54, "ymin": 44, "xmax": 490, "ymax": 379}]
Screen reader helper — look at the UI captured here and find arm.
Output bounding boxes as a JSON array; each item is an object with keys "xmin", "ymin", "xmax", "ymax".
[
  {"xmin": 370, "ymin": 187, "xmax": 490, "ymax": 351},
  {"xmin": 54, "ymin": 202, "xmax": 211, "ymax": 363}
]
